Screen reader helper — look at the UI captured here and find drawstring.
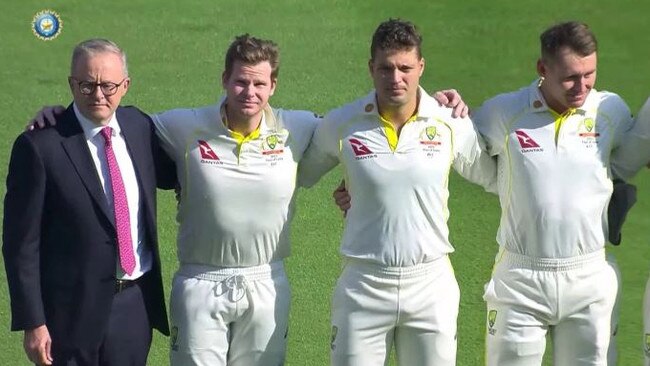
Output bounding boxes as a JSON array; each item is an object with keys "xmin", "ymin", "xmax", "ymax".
[{"xmin": 213, "ymin": 275, "xmax": 248, "ymax": 302}]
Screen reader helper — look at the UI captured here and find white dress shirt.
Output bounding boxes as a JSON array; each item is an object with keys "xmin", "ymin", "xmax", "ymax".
[{"xmin": 74, "ymin": 103, "xmax": 151, "ymax": 279}]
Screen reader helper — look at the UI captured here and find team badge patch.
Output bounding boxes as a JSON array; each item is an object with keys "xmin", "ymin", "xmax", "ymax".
[
  {"xmin": 419, "ymin": 126, "xmax": 442, "ymax": 147},
  {"xmin": 578, "ymin": 117, "xmax": 600, "ymax": 139},
  {"xmin": 426, "ymin": 126, "xmax": 437, "ymax": 140},
  {"xmin": 330, "ymin": 326, "xmax": 338, "ymax": 350},
  {"xmin": 488, "ymin": 310, "xmax": 497, "ymax": 335},
  {"xmin": 32, "ymin": 10, "xmax": 62, "ymax": 41},
  {"xmin": 170, "ymin": 326, "xmax": 179, "ymax": 351},
  {"xmin": 262, "ymin": 133, "xmax": 285, "ymax": 155}
]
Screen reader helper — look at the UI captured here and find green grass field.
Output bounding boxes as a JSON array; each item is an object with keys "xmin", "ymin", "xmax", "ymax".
[{"xmin": 2, "ymin": 0, "xmax": 650, "ymax": 364}]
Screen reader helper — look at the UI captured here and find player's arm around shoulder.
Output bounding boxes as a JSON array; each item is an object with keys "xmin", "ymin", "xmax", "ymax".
[
  {"xmin": 472, "ymin": 91, "xmax": 524, "ymax": 157},
  {"xmin": 607, "ymin": 93, "xmax": 650, "ymax": 180},
  {"xmin": 445, "ymin": 110, "xmax": 498, "ymax": 194},
  {"xmin": 151, "ymin": 106, "xmax": 213, "ymax": 158},
  {"xmin": 297, "ymin": 105, "xmax": 352, "ymax": 188},
  {"xmin": 276, "ymin": 108, "xmax": 323, "ymax": 158}
]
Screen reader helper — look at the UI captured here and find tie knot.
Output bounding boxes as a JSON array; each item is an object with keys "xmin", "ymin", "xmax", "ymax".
[{"xmin": 100, "ymin": 126, "xmax": 113, "ymax": 146}]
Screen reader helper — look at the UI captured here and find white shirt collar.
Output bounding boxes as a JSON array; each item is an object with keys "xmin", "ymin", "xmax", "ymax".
[{"xmin": 73, "ymin": 103, "xmax": 121, "ymax": 141}]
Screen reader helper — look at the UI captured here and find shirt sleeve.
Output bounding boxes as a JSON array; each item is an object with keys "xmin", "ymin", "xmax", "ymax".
[
  {"xmin": 610, "ymin": 96, "xmax": 650, "ymax": 180},
  {"xmin": 150, "ymin": 109, "xmax": 193, "ymax": 162},
  {"xmin": 297, "ymin": 112, "xmax": 341, "ymax": 188},
  {"xmin": 450, "ymin": 116, "xmax": 498, "ymax": 194},
  {"xmin": 472, "ymin": 97, "xmax": 509, "ymax": 157}
]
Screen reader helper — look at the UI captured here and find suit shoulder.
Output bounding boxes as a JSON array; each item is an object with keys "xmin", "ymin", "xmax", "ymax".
[{"xmin": 118, "ymin": 105, "xmax": 152, "ymax": 121}]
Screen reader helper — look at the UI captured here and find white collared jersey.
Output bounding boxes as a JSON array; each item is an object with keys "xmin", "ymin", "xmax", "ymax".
[
  {"xmin": 473, "ymin": 80, "xmax": 643, "ymax": 258},
  {"xmin": 298, "ymin": 88, "xmax": 497, "ymax": 267},
  {"xmin": 152, "ymin": 99, "xmax": 319, "ymax": 267},
  {"xmin": 616, "ymin": 96, "xmax": 650, "ymax": 178}
]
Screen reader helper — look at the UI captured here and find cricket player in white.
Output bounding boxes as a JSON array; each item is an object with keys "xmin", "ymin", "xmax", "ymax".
[
  {"xmin": 152, "ymin": 35, "xmax": 319, "ymax": 366},
  {"xmin": 474, "ymin": 21, "xmax": 650, "ymax": 366},
  {"xmin": 635, "ymin": 98, "xmax": 650, "ymax": 366},
  {"xmin": 299, "ymin": 19, "xmax": 497, "ymax": 365}
]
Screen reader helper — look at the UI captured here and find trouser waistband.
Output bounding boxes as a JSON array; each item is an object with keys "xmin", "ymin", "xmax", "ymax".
[
  {"xmin": 497, "ymin": 248, "xmax": 605, "ymax": 271},
  {"xmin": 345, "ymin": 255, "xmax": 450, "ymax": 279},
  {"xmin": 177, "ymin": 261, "xmax": 284, "ymax": 282}
]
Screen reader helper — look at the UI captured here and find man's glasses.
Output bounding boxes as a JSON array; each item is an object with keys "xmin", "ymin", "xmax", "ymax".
[{"xmin": 69, "ymin": 77, "xmax": 128, "ymax": 96}]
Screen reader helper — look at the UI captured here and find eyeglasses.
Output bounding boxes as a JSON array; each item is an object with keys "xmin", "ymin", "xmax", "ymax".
[{"xmin": 69, "ymin": 77, "xmax": 128, "ymax": 96}]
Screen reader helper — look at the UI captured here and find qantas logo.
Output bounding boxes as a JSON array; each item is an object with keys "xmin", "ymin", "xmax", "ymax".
[
  {"xmin": 514, "ymin": 130, "xmax": 540, "ymax": 148},
  {"xmin": 197, "ymin": 140, "xmax": 220, "ymax": 161},
  {"xmin": 349, "ymin": 138, "xmax": 373, "ymax": 156}
]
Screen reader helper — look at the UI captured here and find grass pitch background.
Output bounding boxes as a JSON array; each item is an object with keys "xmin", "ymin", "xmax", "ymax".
[{"xmin": 2, "ymin": 0, "xmax": 650, "ymax": 364}]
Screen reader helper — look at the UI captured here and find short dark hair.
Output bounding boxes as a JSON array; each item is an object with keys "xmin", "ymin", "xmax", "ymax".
[
  {"xmin": 224, "ymin": 34, "xmax": 280, "ymax": 80},
  {"xmin": 540, "ymin": 21, "xmax": 597, "ymax": 60},
  {"xmin": 370, "ymin": 18, "xmax": 422, "ymax": 60}
]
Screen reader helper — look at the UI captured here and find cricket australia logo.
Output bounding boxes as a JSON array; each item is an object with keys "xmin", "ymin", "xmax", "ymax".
[
  {"xmin": 170, "ymin": 326, "xmax": 179, "ymax": 351},
  {"xmin": 514, "ymin": 130, "xmax": 543, "ymax": 153},
  {"xmin": 198, "ymin": 140, "xmax": 223, "ymax": 165},
  {"xmin": 349, "ymin": 138, "xmax": 376, "ymax": 160},
  {"xmin": 578, "ymin": 118, "xmax": 600, "ymax": 148},
  {"xmin": 330, "ymin": 326, "xmax": 338, "ymax": 351},
  {"xmin": 262, "ymin": 134, "xmax": 285, "ymax": 155},
  {"xmin": 488, "ymin": 310, "xmax": 498, "ymax": 335},
  {"xmin": 419, "ymin": 126, "xmax": 442, "ymax": 146}
]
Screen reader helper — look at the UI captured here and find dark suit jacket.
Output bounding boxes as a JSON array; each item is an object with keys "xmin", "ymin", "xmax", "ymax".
[{"xmin": 2, "ymin": 104, "xmax": 175, "ymax": 350}]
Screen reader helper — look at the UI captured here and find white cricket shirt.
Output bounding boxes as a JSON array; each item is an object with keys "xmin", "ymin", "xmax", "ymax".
[
  {"xmin": 473, "ymin": 80, "xmax": 646, "ymax": 258},
  {"xmin": 152, "ymin": 98, "xmax": 319, "ymax": 267},
  {"xmin": 298, "ymin": 87, "xmax": 497, "ymax": 267}
]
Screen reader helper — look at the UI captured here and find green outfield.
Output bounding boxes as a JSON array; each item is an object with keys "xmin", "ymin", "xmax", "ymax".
[{"xmin": 2, "ymin": 0, "xmax": 650, "ymax": 364}]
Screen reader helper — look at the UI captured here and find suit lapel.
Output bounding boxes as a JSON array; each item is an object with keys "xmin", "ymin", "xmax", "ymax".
[
  {"xmin": 117, "ymin": 108, "xmax": 154, "ymax": 225},
  {"xmin": 59, "ymin": 107, "xmax": 114, "ymax": 225}
]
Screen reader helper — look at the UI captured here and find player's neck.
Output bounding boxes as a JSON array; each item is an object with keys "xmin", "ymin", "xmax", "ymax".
[
  {"xmin": 378, "ymin": 100, "xmax": 418, "ymax": 132},
  {"xmin": 225, "ymin": 108, "xmax": 262, "ymax": 137}
]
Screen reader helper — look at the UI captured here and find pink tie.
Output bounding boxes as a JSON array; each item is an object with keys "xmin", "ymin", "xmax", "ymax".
[{"xmin": 100, "ymin": 127, "xmax": 136, "ymax": 276}]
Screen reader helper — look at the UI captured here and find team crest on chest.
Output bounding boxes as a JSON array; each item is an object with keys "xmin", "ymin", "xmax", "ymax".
[
  {"xmin": 488, "ymin": 310, "xmax": 498, "ymax": 335},
  {"xmin": 419, "ymin": 125, "xmax": 443, "ymax": 156},
  {"xmin": 577, "ymin": 118, "xmax": 600, "ymax": 148},
  {"xmin": 420, "ymin": 126, "xmax": 442, "ymax": 146},
  {"xmin": 262, "ymin": 134, "xmax": 285, "ymax": 155}
]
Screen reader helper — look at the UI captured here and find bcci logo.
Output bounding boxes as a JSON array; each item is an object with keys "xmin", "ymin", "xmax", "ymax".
[
  {"xmin": 488, "ymin": 310, "xmax": 497, "ymax": 335},
  {"xmin": 32, "ymin": 10, "xmax": 62, "ymax": 41},
  {"xmin": 170, "ymin": 326, "xmax": 179, "ymax": 351}
]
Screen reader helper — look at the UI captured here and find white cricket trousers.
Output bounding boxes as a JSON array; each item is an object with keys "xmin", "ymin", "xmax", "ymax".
[
  {"xmin": 169, "ymin": 261, "xmax": 290, "ymax": 366},
  {"xmin": 606, "ymin": 252, "xmax": 621, "ymax": 366},
  {"xmin": 330, "ymin": 255, "xmax": 459, "ymax": 366},
  {"xmin": 643, "ymin": 278, "xmax": 650, "ymax": 366},
  {"xmin": 484, "ymin": 248, "xmax": 617, "ymax": 366}
]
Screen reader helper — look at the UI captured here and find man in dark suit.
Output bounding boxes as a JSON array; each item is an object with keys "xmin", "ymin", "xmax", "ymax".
[{"xmin": 2, "ymin": 38, "xmax": 175, "ymax": 366}]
